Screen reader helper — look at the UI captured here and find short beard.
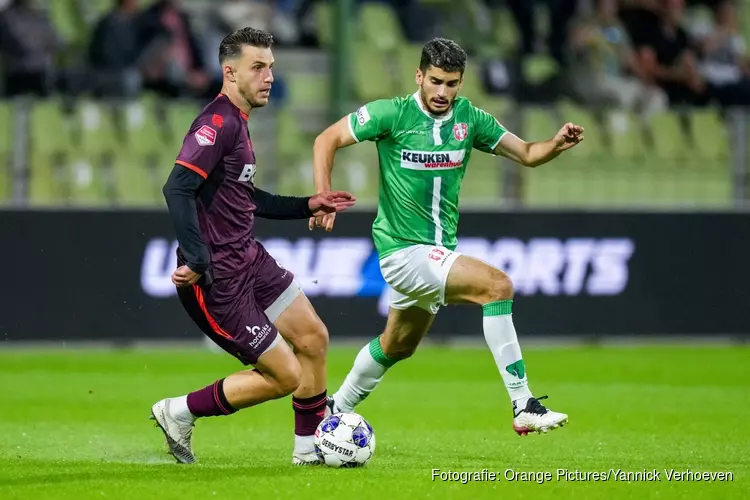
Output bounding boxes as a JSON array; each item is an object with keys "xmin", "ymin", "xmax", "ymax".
[
  {"xmin": 245, "ymin": 95, "xmax": 267, "ymax": 109},
  {"xmin": 419, "ymin": 86, "xmax": 450, "ymax": 116},
  {"xmin": 239, "ymin": 88, "xmax": 268, "ymax": 109}
]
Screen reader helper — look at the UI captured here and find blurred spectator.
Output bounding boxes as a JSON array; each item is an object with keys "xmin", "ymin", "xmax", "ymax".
[
  {"xmin": 0, "ymin": 0, "xmax": 64, "ymax": 97},
  {"xmin": 567, "ymin": 0, "xmax": 666, "ymax": 146},
  {"xmin": 136, "ymin": 0, "xmax": 212, "ymax": 98},
  {"xmin": 632, "ymin": 0, "xmax": 709, "ymax": 107},
  {"xmin": 698, "ymin": 0, "xmax": 750, "ymax": 107},
  {"xmin": 504, "ymin": 0, "xmax": 579, "ymax": 66},
  {"xmin": 618, "ymin": 0, "xmax": 660, "ymax": 46},
  {"xmin": 214, "ymin": 0, "xmax": 274, "ymax": 33},
  {"xmin": 296, "ymin": 0, "xmax": 428, "ymax": 47},
  {"xmin": 89, "ymin": 0, "xmax": 143, "ymax": 99},
  {"xmin": 201, "ymin": 0, "xmax": 292, "ymax": 106},
  {"xmin": 205, "ymin": 1, "xmax": 300, "ymax": 53}
]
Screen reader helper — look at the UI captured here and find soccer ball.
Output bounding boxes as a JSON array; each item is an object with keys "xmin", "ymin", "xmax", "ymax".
[{"xmin": 314, "ymin": 412, "xmax": 375, "ymax": 468}]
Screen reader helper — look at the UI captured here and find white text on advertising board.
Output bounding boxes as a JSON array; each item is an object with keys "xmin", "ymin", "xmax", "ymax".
[{"xmin": 141, "ymin": 237, "xmax": 634, "ymax": 316}]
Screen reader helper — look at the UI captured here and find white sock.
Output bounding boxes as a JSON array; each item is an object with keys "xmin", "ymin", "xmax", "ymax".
[
  {"xmin": 294, "ymin": 434, "xmax": 314, "ymax": 454},
  {"xmin": 170, "ymin": 395, "xmax": 197, "ymax": 424},
  {"xmin": 333, "ymin": 336, "xmax": 397, "ymax": 412},
  {"xmin": 482, "ymin": 300, "xmax": 533, "ymax": 410}
]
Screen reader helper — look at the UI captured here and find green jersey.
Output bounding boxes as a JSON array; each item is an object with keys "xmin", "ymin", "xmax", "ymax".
[{"xmin": 348, "ymin": 92, "xmax": 508, "ymax": 259}]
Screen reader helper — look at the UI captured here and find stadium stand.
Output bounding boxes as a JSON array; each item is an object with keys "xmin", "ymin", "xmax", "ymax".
[{"xmin": 0, "ymin": 0, "xmax": 748, "ymax": 208}]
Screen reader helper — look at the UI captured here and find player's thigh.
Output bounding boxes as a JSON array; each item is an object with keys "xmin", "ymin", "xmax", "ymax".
[
  {"xmin": 444, "ymin": 255, "xmax": 513, "ymax": 305},
  {"xmin": 380, "ymin": 245, "xmax": 460, "ymax": 315},
  {"xmin": 380, "ymin": 305, "xmax": 435, "ymax": 356},
  {"xmin": 271, "ymin": 290, "xmax": 329, "ymax": 357}
]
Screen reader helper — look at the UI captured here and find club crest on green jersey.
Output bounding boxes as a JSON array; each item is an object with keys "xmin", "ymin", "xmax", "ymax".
[{"xmin": 453, "ymin": 122, "xmax": 468, "ymax": 141}]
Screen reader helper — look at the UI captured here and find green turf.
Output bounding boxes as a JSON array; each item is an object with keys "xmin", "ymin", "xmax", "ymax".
[{"xmin": 0, "ymin": 344, "xmax": 747, "ymax": 499}]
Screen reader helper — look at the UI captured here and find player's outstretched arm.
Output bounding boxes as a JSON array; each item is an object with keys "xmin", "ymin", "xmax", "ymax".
[
  {"xmin": 494, "ymin": 123, "xmax": 584, "ymax": 168},
  {"xmin": 162, "ymin": 165, "xmax": 210, "ymax": 287},
  {"xmin": 312, "ymin": 116, "xmax": 357, "ymax": 193},
  {"xmin": 310, "ymin": 116, "xmax": 358, "ymax": 231},
  {"xmin": 253, "ymin": 187, "xmax": 356, "ymax": 220}
]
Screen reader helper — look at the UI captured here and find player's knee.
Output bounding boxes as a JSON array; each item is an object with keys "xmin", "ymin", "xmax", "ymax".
[
  {"xmin": 298, "ymin": 320, "xmax": 329, "ymax": 360},
  {"xmin": 273, "ymin": 361, "xmax": 302, "ymax": 397},
  {"xmin": 485, "ymin": 270, "xmax": 514, "ymax": 303}
]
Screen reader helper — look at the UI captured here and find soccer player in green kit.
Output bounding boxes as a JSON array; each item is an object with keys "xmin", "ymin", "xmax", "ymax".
[{"xmin": 311, "ymin": 38, "xmax": 584, "ymax": 435}]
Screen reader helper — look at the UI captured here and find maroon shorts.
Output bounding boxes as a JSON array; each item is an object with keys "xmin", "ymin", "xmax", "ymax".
[{"xmin": 177, "ymin": 243, "xmax": 295, "ymax": 365}]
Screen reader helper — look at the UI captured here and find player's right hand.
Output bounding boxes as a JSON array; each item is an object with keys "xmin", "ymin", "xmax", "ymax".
[
  {"xmin": 553, "ymin": 122, "xmax": 584, "ymax": 151},
  {"xmin": 308, "ymin": 190, "xmax": 354, "ymax": 232},
  {"xmin": 309, "ymin": 213, "xmax": 336, "ymax": 232},
  {"xmin": 172, "ymin": 265, "xmax": 202, "ymax": 287}
]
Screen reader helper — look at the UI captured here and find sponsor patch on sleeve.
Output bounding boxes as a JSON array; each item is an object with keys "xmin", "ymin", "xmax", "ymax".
[
  {"xmin": 355, "ymin": 105, "xmax": 371, "ymax": 125},
  {"xmin": 195, "ymin": 125, "xmax": 217, "ymax": 146}
]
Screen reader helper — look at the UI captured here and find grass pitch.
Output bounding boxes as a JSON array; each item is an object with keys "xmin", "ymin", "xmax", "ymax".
[{"xmin": 0, "ymin": 344, "xmax": 747, "ymax": 499}]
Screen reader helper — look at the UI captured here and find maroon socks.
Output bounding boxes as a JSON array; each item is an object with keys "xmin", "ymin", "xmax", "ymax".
[
  {"xmin": 186, "ymin": 378, "xmax": 237, "ymax": 417},
  {"xmin": 293, "ymin": 390, "xmax": 328, "ymax": 436},
  {"xmin": 184, "ymin": 378, "xmax": 327, "ymax": 435}
]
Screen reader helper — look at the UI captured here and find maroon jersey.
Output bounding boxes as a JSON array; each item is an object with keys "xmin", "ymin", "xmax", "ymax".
[{"xmin": 175, "ymin": 94, "xmax": 259, "ymax": 278}]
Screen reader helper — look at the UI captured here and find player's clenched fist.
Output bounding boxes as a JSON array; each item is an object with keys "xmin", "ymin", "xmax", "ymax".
[
  {"xmin": 553, "ymin": 123, "xmax": 584, "ymax": 152},
  {"xmin": 172, "ymin": 265, "xmax": 202, "ymax": 287}
]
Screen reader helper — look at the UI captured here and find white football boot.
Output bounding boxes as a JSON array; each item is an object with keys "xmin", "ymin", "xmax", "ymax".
[
  {"xmin": 150, "ymin": 398, "xmax": 197, "ymax": 464},
  {"xmin": 512, "ymin": 396, "xmax": 568, "ymax": 436},
  {"xmin": 292, "ymin": 442, "xmax": 323, "ymax": 465}
]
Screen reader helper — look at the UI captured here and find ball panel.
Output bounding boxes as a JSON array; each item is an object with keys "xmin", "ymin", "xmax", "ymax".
[
  {"xmin": 331, "ymin": 422, "xmax": 354, "ymax": 442},
  {"xmin": 355, "ymin": 446, "xmax": 373, "ymax": 464},
  {"xmin": 320, "ymin": 415, "xmax": 341, "ymax": 432},
  {"xmin": 339, "ymin": 412, "xmax": 364, "ymax": 427},
  {"xmin": 323, "ymin": 454, "xmax": 344, "ymax": 468},
  {"xmin": 352, "ymin": 425, "xmax": 370, "ymax": 447}
]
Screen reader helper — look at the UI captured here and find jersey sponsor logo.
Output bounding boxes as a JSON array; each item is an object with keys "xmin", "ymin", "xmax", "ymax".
[
  {"xmin": 453, "ymin": 122, "xmax": 468, "ymax": 141},
  {"xmin": 356, "ymin": 105, "xmax": 371, "ymax": 125},
  {"xmin": 401, "ymin": 150, "xmax": 465, "ymax": 170},
  {"xmin": 238, "ymin": 163, "xmax": 256, "ymax": 183},
  {"xmin": 246, "ymin": 324, "xmax": 273, "ymax": 349},
  {"xmin": 195, "ymin": 125, "xmax": 217, "ymax": 146}
]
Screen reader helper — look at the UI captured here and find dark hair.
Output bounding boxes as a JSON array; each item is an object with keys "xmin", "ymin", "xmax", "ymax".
[
  {"xmin": 219, "ymin": 27, "xmax": 274, "ymax": 64},
  {"xmin": 419, "ymin": 38, "xmax": 467, "ymax": 75}
]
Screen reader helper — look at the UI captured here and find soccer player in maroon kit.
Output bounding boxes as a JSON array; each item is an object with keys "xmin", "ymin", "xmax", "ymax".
[{"xmin": 150, "ymin": 27, "xmax": 355, "ymax": 465}]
